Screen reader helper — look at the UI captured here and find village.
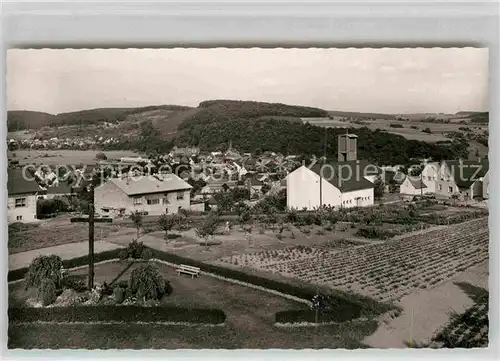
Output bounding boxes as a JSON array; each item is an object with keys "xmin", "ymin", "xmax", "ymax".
[{"xmin": 6, "ymin": 47, "xmax": 490, "ymax": 350}]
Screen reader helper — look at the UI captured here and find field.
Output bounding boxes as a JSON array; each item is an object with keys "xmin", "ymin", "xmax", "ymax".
[
  {"xmin": 8, "ymin": 149, "xmax": 141, "ymax": 166},
  {"xmin": 305, "ymin": 117, "xmax": 488, "ymax": 144},
  {"xmin": 214, "ymin": 217, "xmax": 489, "ymax": 303},
  {"xmin": 8, "ymin": 260, "xmax": 378, "ymax": 349}
]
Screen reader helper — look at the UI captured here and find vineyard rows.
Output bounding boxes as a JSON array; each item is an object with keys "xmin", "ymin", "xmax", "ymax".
[{"xmin": 218, "ymin": 217, "xmax": 489, "ymax": 302}]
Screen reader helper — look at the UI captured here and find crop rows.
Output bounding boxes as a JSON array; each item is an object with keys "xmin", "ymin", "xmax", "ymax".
[
  {"xmin": 218, "ymin": 217, "xmax": 489, "ymax": 302},
  {"xmin": 432, "ymin": 297, "xmax": 488, "ymax": 347},
  {"xmin": 217, "ymin": 245, "xmax": 331, "ymax": 268}
]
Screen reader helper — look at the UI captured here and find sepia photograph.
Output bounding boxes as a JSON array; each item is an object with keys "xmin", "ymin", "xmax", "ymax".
[{"xmin": 6, "ymin": 48, "xmax": 489, "ymax": 349}]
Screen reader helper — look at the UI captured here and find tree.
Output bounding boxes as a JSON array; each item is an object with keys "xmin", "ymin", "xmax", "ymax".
[
  {"xmin": 261, "ymin": 183, "xmax": 271, "ymax": 195},
  {"xmin": 373, "ymin": 176, "xmax": 385, "ymax": 199},
  {"xmin": 422, "ymin": 127, "xmax": 432, "ymax": 134},
  {"xmin": 195, "ymin": 211, "xmax": 219, "ymax": 247},
  {"xmin": 158, "ymin": 213, "xmax": 176, "ymax": 240},
  {"xmin": 222, "ymin": 183, "xmax": 229, "ymax": 192},
  {"xmin": 130, "ymin": 211, "xmax": 144, "ymax": 240}
]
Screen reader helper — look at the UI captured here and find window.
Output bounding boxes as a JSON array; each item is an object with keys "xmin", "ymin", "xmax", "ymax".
[
  {"xmin": 15, "ymin": 198, "xmax": 26, "ymax": 208},
  {"xmin": 177, "ymin": 191, "xmax": 184, "ymax": 200},
  {"xmin": 147, "ymin": 199, "xmax": 160, "ymax": 205},
  {"xmin": 133, "ymin": 197, "xmax": 142, "ymax": 205},
  {"xmin": 427, "ymin": 176, "xmax": 431, "ymax": 181},
  {"xmin": 102, "ymin": 208, "xmax": 110, "ymax": 213},
  {"xmin": 448, "ymin": 186, "xmax": 453, "ymax": 193},
  {"xmin": 16, "ymin": 215, "xmax": 22, "ymax": 221},
  {"xmin": 163, "ymin": 197, "xmax": 169, "ymax": 205},
  {"xmin": 438, "ymin": 184, "xmax": 442, "ymax": 191}
]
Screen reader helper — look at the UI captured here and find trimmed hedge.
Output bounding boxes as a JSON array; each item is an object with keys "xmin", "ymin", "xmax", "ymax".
[
  {"xmin": 276, "ymin": 306, "xmax": 362, "ymax": 324},
  {"xmin": 8, "ymin": 306, "xmax": 226, "ymax": 324},
  {"xmin": 147, "ymin": 248, "xmax": 394, "ymax": 317},
  {"xmin": 8, "ymin": 248, "xmax": 123, "ymax": 283},
  {"xmin": 9, "ymin": 246, "xmax": 394, "ymax": 319}
]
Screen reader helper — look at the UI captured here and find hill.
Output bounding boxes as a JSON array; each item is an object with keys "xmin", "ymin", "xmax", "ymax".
[
  {"xmin": 328, "ymin": 110, "xmax": 395, "ymax": 120},
  {"xmin": 469, "ymin": 112, "xmax": 489, "ymax": 124},
  {"xmin": 7, "ymin": 105, "xmax": 192, "ymax": 131}
]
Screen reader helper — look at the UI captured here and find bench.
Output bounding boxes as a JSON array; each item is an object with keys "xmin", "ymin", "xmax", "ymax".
[{"xmin": 177, "ymin": 264, "xmax": 201, "ymax": 278}]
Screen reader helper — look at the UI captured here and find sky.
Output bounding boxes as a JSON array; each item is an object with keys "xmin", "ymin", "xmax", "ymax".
[{"xmin": 7, "ymin": 48, "xmax": 489, "ymax": 115}]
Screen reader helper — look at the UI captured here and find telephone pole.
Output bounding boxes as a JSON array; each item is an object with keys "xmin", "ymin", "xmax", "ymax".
[{"xmin": 88, "ymin": 185, "xmax": 95, "ymax": 289}]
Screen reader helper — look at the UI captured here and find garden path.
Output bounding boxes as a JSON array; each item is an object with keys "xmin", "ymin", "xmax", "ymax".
[{"xmin": 362, "ymin": 261, "xmax": 488, "ymax": 348}]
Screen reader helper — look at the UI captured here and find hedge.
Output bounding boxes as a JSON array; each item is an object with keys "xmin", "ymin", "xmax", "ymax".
[
  {"xmin": 147, "ymin": 248, "xmax": 394, "ymax": 317},
  {"xmin": 275, "ymin": 306, "xmax": 362, "ymax": 324},
  {"xmin": 8, "ymin": 306, "xmax": 226, "ymax": 324},
  {"xmin": 10, "ymin": 246, "xmax": 394, "ymax": 318},
  {"xmin": 8, "ymin": 249, "xmax": 123, "ymax": 282}
]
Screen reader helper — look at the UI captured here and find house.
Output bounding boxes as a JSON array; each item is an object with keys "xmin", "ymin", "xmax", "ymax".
[
  {"xmin": 245, "ymin": 176, "xmax": 264, "ymax": 197},
  {"xmin": 399, "ymin": 176, "xmax": 430, "ymax": 196},
  {"xmin": 8, "ymin": 169, "xmax": 42, "ymax": 223},
  {"xmin": 286, "ymin": 162, "xmax": 376, "ymax": 210},
  {"xmin": 436, "ymin": 159, "xmax": 489, "ymax": 200},
  {"xmin": 419, "ymin": 162, "xmax": 440, "ymax": 193},
  {"xmin": 94, "ymin": 173, "xmax": 192, "ymax": 217},
  {"xmin": 482, "ymin": 170, "xmax": 490, "ymax": 199}
]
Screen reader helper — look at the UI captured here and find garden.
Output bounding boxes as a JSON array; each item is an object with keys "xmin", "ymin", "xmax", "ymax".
[
  {"xmin": 215, "ymin": 217, "xmax": 489, "ymax": 303},
  {"xmin": 8, "ymin": 240, "xmax": 394, "ymax": 349}
]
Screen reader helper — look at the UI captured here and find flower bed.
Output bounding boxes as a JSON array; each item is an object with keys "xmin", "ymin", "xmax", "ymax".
[{"xmin": 8, "ymin": 306, "xmax": 226, "ymax": 324}]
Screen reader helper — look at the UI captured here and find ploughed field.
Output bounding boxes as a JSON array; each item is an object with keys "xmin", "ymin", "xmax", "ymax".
[{"xmin": 216, "ymin": 217, "xmax": 489, "ymax": 302}]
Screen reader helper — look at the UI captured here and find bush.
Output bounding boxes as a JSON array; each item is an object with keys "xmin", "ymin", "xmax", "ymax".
[
  {"xmin": 37, "ymin": 278, "xmax": 57, "ymax": 306},
  {"xmin": 128, "ymin": 264, "xmax": 168, "ymax": 301},
  {"xmin": 61, "ymin": 275, "xmax": 87, "ymax": 292},
  {"xmin": 8, "ymin": 306, "xmax": 226, "ymax": 324},
  {"xmin": 121, "ymin": 240, "xmax": 145, "ymax": 259},
  {"xmin": 356, "ymin": 227, "xmax": 396, "ymax": 240},
  {"xmin": 113, "ymin": 287, "xmax": 126, "ymax": 304},
  {"xmin": 141, "ymin": 248, "xmax": 153, "ymax": 260},
  {"xmin": 25, "ymin": 255, "xmax": 63, "ymax": 290},
  {"xmin": 9, "ymin": 249, "xmax": 123, "ymax": 283},
  {"xmin": 101, "ymin": 281, "xmax": 114, "ymax": 296}
]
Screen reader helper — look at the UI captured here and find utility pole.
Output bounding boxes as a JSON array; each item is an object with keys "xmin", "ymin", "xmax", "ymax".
[{"xmin": 88, "ymin": 185, "xmax": 95, "ymax": 290}]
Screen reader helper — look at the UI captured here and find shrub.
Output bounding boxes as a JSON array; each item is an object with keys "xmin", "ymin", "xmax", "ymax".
[
  {"xmin": 37, "ymin": 278, "xmax": 57, "ymax": 306},
  {"xmin": 101, "ymin": 281, "xmax": 114, "ymax": 296},
  {"xmin": 164, "ymin": 279, "xmax": 173, "ymax": 296},
  {"xmin": 61, "ymin": 275, "xmax": 87, "ymax": 292},
  {"xmin": 356, "ymin": 227, "xmax": 395, "ymax": 240},
  {"xmin": 141, "ymin": 248, "xmax": 153, "ymax": 260},
  {"xmin": 128, "ymin": 264, "xmax": 167, "ymax": 301},
  {"xmin": 121, "ymin": 240, "xmax": 145, "ymax": 259},
  {"xmin": 113, "ymin": 287, "xmax": 126, "ymax": 304},
  {"xmin": 25, "ymin": 255, "xmax": 63, "ymax": 290}
]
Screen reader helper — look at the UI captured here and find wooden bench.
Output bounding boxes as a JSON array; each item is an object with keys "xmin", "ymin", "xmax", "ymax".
[{"xmin": 177, "ymin": 264, "xmax": 200, "ymax": 278}]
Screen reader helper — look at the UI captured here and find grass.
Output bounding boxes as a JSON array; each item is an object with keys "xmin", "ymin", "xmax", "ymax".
[
  {"xmin": 8, "ymin": 222, "xmax": 121, "ymax": 254},
  {"xmin": 8, "ymin": 321, "xmax": 378, "ymax": 349},
  {"xmin": 8, "ymin": 260, "xmax": 382, "ymax": 349}
]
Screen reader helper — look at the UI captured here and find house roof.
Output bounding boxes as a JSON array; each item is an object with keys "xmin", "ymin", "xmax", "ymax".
[
  {"xmin": 309, "ymin": 160, "xmax": 379, "ymax": 192},
  {"xmin": 106, "ymin": 173, "xmax": 192, "ymax": 196},
  {"xmin": 407, "ymin": 177, "xmax": 427, "ymax": 190},
  {"xmin": 8, "ymin": 169, "xmax": 42, "ymax": 195},
  {"xmin": 443, "ymin": 160, "xmax": 489, "ymax": 188},
  {"xmin": 47, "ymin": 182, "xmax": 74, "ymax": 195}
]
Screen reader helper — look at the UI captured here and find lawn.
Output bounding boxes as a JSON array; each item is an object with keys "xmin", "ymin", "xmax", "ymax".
[
  {"xmin": 8, "ymin": 220, "xmax": 122, "ymax": 254},
  {"xmin": 8, "ymin": 260, "xmax": 379, "ymax": 349}
]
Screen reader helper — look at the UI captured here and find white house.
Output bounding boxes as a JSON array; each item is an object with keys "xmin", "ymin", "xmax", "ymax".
[
  {"xmin": 94, "ymin": 173, "xmax": 192, "ymax": 217},
  {"xmin": 419, "ymin": 162, "xmax": 440, "ymax": 193},
  {"xmin": 8, "ymin": 169, "xmax": 42, "ymax": 223},
  {"xmin": 399, "ymin": 176, "xmax": 429, "ymax": 196},
  {"xmin": 286, "ymin": 162, "xmax": 376, "ymax": 210}
]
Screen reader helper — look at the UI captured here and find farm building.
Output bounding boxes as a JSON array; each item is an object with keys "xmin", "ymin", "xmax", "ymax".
[
  {"xmin": 94, "ymin": 173, "xmax": 192, "ymax": 217},
  {"xmin": 7, "ymin": 169, "xmax": 42, "ymax": 223},
  {"xmin": 436, "ymin": 159, "xmax": 489, "ymax": 200},
  {"xmin": 399, "ymin": 176, "xmax": 430, "ymax": 196}
]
